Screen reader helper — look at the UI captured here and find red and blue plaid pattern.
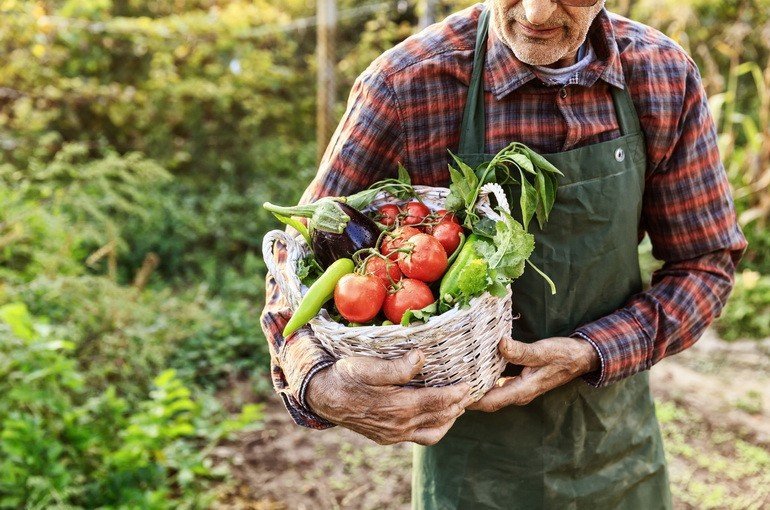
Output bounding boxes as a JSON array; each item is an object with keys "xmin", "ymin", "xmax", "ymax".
[{"xmin": 260, "ymin": 4, "xmax": 746, "ymax": 428}]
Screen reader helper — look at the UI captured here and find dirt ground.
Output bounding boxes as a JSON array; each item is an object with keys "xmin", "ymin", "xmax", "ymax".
[{"xmin": 213, "ymin": 330, "xmax": 770, "ymax": 510}]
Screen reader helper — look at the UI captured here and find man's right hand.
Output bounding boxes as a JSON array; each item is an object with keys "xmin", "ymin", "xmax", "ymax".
[{"xmin": 305, "ymin": 349, "xmax": 473, "ymax": 446}]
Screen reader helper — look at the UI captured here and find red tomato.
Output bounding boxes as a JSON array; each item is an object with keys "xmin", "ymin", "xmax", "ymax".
[
  {"xmin": 431, "ymin": 221, "xmax": 464, "ymax": 256},
  {"xmin": 383, "ymin": 279, "xmax": 436, "ymax": 324},
  {"xmin": 381, "ymin": 226, "xmax": 421, "ymax": 260},
  {"xmin": 424, "ymin": 209, "xmax": 459, "ymax": 234},
  {"xmin": 377, "ymin": 204, "xmax": 400, "ymax": 227},
  {"xmin": 434, "ymin": 209, "xmax": 459, "ymax": 224},
  {"xmin": 403, "ymin": 201, "xmax": 431, "ymax": 227},
  {"xmin": 397, "ymin": 233, "xmax": 448, "ymax": 282},
  {"xmin": 363, "ymin": 256, "xmax": 402, "ymax": 287},
  {"xmin": 334, "ymin": 274, "xmax": 387, "ymax": 323}
]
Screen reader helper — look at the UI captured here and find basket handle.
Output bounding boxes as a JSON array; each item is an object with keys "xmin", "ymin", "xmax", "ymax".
[
  {"xmin": 261, "ymin": 229, "xmax": 307, "ymax": 310},
  {"xmin": 476, "ymin": 182, "xmax": 511, "ymax": 221}
]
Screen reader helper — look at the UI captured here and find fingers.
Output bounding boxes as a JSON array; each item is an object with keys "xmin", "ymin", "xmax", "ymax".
[
  {"xmin": 499, "ymin": 339, "xmax": 545, "ymax": 366},
  {"xmin": 466, "ymin": 374, "xmax": 543, "ymax": 412},
  {"xmin": 358, "ymin": 383, "xmax": 471, "ymax": 445},
  {"xmin": 409, "ymin": 417, "xmax": 458, "ymax": 446},
  {"xmin": 410, "ymin": 383, "xmax": 471, "ymax": 414},
  {"xmin": 341, "ymin": 349, "xmax": 425, "ymax": 386},
  {"xmin": 405, "ymin": 390, "xmax": 473, "ymax": 429}
]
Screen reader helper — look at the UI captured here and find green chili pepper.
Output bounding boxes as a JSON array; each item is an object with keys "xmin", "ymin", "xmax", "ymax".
[
  {"xmin": 282, "ymin": 258, "xmax": 355, "ymax": 337},
  {"xmin": 438, "ymin": 233, "xmax": 482, "ymax": 304}
]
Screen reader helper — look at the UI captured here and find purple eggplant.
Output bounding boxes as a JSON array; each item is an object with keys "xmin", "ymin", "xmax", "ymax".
[
  {"xmin": 263, "ymin": 199, "xmax": 381, "ymax": 268},
  {"xmin": 310, "ymin": 203, "xmax": 380, "ymax": 268}
]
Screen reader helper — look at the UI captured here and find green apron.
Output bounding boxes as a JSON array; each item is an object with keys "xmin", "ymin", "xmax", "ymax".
[{"xmin": 412, "ymin": 8, "xmax": 672, "ymax": 509}]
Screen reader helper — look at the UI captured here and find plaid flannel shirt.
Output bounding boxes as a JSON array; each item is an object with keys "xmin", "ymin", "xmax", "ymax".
[{"xmin": 260, "ymin": 3, "xmax": 747, "ymax": 429}]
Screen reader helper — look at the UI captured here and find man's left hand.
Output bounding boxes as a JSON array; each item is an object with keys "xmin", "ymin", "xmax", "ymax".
[{"xmin": 468, "ymin": 337, "xmax": 600, "ymax": 412}]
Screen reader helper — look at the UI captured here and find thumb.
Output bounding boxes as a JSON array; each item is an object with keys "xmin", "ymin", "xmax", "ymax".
[
  {"xmin": 349, "ymin": 349, "xmax": 425, "ymax": 386},
  {"xmin": 499, "ymin": 339, "xmax": 544, "ymax": 366}
]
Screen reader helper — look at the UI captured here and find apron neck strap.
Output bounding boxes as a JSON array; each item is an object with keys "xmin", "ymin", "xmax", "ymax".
[
  {"xmin": 610, "ymin": 85, "xmax": 641, "ymax": 136},
  {"xmin": 458, "ymin": 6, "xmax": 491, "ymax": 155},
  {"xmin": 458, "ymin": 8, "xmax": 642, "ymax": 154}
]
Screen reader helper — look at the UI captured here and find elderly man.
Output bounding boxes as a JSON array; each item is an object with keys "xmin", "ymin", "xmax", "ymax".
[{"xmin": 261, "ymin": 0, "xmax": 746, "ymax": 507}]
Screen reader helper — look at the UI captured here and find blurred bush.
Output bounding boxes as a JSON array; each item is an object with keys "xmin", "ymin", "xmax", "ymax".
[
  {"xmin": 0, "ymin": 302, "xmax": 262, "ymax": 509},
  {"xmin": 715, "ymin": 270, "xmax": 770, "ymax": 341}
]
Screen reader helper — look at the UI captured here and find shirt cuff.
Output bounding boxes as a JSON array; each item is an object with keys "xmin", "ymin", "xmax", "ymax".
[
  {"xmin": 277, "ymin": 389, "xmax": 336, "ymax": 430},
  {"xmin": 571, "ymin": 309, "xmax": 653, "ymax": 387},
  {"xmin": 279, "ymin": 327, "xmax": 338, "ymax": 429},
  {"xmin": 298, "ymin": 359, "xmax": 336, "ymax": 421}
]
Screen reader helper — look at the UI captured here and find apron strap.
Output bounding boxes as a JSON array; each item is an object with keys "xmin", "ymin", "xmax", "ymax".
[
  {"xmin": 610, "ymin": 85, "xmax": 642, "ymax": 136},
  {"xmin": 458, "ymin": 6, "xmax": 491, "ymax": 155}
]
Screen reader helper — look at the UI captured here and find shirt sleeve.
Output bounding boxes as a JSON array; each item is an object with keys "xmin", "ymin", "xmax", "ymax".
[
  {"xmin": 572, "ymin": 57, "xmax": 747, "ymax": 387},
  {"xmin": 260, "ymin": 68, "xmax": 406, "ymax": 427}
]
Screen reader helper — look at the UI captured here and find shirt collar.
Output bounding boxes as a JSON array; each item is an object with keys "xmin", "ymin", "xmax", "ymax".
[{"xmin": 484, "ymin": 7, "xmax": 625, "ymax": 100}]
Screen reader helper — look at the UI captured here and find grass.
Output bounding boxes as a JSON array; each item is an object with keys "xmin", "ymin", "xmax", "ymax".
[{"xmin": 657, "ymin": 400, "xmax": 770, "ymax": 510}]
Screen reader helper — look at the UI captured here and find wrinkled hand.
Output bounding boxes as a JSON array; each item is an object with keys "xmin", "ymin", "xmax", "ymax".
[
  {"xmin": 468, "ymin": 337, "xmax": 599, "ymax": 413},
  {"xmin": 306, "ymin": 350, "xmax": 473, "ymax": 445}
]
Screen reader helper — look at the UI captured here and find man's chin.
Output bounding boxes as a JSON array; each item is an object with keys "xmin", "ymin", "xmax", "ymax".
[{"xmin": 510, "ymin": 45, "xmax": 566, "ymax": 67}]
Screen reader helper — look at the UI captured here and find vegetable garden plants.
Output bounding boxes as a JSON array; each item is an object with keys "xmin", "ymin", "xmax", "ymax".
[{"xmin": 263, "ymin": 142, "xmax": 562, "ymax": 334}]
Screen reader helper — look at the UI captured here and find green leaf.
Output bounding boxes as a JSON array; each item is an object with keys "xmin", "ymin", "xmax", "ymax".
[
  {"xmin": 397, "ymin": 162, "xmax": 411, "ymax": 185},
  {"xmin": 449, "ymin": 153, "xmax": 478, "ymax": 199},
  {"xmin": 533, "ymin": 172, "xmax": 545, "ymax": 229},
  {"xmin": 0, "ymin": 303, "xmax": 35, "ymax": 341},
  {"xmin": 474, "ymin": 162, "xmax": 495, "ymax": 184},
  {"xmin": 546, "ymin": 173, "xmax": 558, "ymax": 213},
  {"xmin": 472, "ymin": 236, "xmax": 496, "ymax": 260},
  {"xmin": 510, "ymin": 152, "xmax": 535, "ymax": 174},
  {"xmin": 489, "ymin": 211, "xmax": 535, "ymax": 280},
  {"xmin": 476, "ymin": 211, "xmax": 535, "ymax": 280},
  {"xmin": 153, "ymin": 368, "xmax": 179, "ymax": 388},
  {"xmin": 522, "ymin": 146, "xmax": 563, "ymax": 176},
  {"xmin": 488, "ymin": 280, "xmax": 509, "ymax": 297},
  {"xmin": 518, "ymin": 168, "xmax": 538, "ymax": 231},
  {"xmin": 400, "ymin": 301, "xmax": 438, "ymax": 326},
  {"xmin": 472, "ymin": 217, "xmax": 497, "ymax": 238}
]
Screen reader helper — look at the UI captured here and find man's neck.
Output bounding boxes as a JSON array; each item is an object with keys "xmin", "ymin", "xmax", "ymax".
[{"xmin": 542, "ymin": 49, "xmax": 579, "ymax": 69}]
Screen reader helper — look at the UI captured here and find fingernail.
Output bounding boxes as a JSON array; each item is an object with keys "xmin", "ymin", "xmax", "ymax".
[
  {"xmin": 503, "ymin": 339, "xmax": 513, "ymax": 352},
  {"xmin": 408, "ymin": 350, "xmax": 421, "ymax": 365}
]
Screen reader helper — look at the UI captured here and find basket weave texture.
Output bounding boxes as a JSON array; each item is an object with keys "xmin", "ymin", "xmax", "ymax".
[{"xmin": 262, "ymin": 184, "xmax": 513, "ymax": 400}]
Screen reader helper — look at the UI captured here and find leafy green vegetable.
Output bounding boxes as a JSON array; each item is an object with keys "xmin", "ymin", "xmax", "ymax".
[
  {"xmin": 445, "ymin": 152, "xmax": 480, "ymax": 217},
  {"xmin": 471, "ymin": 210, "xmax": 557, "ymax": 293},
  {"xmin": 445, "ymin": 142, "xmax": 563, "ymax": 231},
  {"xmin": 474, "ymin": 211, "xmax": 533, "ymax": 277},
  {"xmin": 296, "ymin": 254, "xmax": 324, "ymax": 287},
  {"xmin": 400, "ymin": 301, "xmax": 438, "ymax": 326},
  {"xmin": 471, "ymin": 217, "xmax": 497, "ymax": 238},
  {"xmin": 457, "ymin": 259, "xmax": 490, "ymax": 299},
  {"xmin": 438, "ymin": 142, "xmax": 562, "ymax": 309}
]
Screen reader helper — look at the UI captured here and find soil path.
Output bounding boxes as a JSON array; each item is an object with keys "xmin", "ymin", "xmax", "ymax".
[{"xmin": 213, "ymin": 331, "xmax": 770, "ymax": 510}]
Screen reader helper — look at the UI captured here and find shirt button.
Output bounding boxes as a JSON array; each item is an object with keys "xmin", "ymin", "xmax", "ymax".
[
  {"xmin": 559, "ymin": 88, "xmax": 568, "ymax": 99},
  {"xmin": 615, "ymin": 148, "xmax": 625, "ymax": 162}
]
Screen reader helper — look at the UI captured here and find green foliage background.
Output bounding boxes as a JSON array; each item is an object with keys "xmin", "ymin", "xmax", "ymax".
[{"xmin": 0, "ymin": 0, "xmax": 768, "ymax": 506}]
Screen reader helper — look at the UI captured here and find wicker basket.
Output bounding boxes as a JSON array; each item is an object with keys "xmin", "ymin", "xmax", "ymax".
[{"xmin": 262, "ymin": 184, "xmax": 513, "ymax": 400}]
